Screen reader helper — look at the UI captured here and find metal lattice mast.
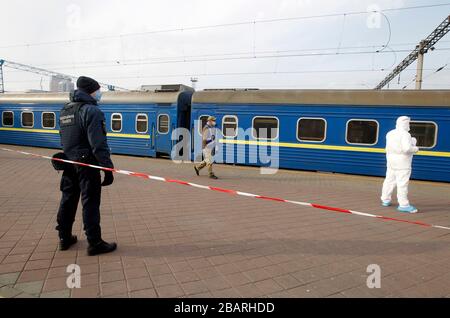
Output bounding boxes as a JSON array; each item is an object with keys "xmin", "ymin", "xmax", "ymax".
[
  {"xmin": 0, "ymin": 59, "xmax": 129, "ymax": 92},
  {"xmin": 375, "ymin": 15, "xmax": 450, "ymax": 90}
]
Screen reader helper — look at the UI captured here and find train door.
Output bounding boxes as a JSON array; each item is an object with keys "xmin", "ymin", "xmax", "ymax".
[
  {"xmin": 140, "ymin": 112, "xmax": 157, "ymax": 157},
  {"xmin": 155, "ymin": 111, "xmax": 172, "ymax": 155}
]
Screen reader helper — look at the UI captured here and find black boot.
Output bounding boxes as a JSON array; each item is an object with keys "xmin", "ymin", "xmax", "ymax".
[
  {"xmin": 87, "ymin": 240, "xmax": 117, "ymax": 256},
  {"xmin": 59, "ymin": 235, "xmax": 78, "ymax": 251}
]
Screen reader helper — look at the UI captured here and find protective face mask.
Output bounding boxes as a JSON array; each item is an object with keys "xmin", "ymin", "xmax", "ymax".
[{"xmin": 95, "ymin": 90, "xmax": 103, "ymax": 101}]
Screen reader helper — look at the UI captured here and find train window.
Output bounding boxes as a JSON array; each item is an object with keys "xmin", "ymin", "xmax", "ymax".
[
  {"xmin": 222, "ymin": 116, "xmax": 238, "ymax": 137},
  {"xmin": 2, "ymin": 111, "xmax": 14, "ymax": 127},
  {"xmin": 198, "ymin": 115, "xmax": 209, "ymax": 134},
  {"xmin": 410, "ymin": 121, "xmax": 437, "ymax": 148},
  {"xmin": 158, "ymin": 114, "xmax": 170, "ymax": 134},
  {"xmin": 136, "ymin": 114, "xmax": 148, "ymax": 133},
  {"xmin": 42, "ymin": 112, "xmax": 56, "ymax": 129},
  {"xmin": 252, "ymin": 117, "xmax": 279, "ymax": 140},
  {"xmin": 346, "ymin": 119, "xmax": 378, "ymax": 145},
  {"xmin": 21, "ymin": 112, "xmax": 34, "ymax": 128},
  {"xmin": 297, "ymin": 118, "xmax": 326, "ymax": 142},
  {"xmin": 111, "ymin": 113, "xmax": 122, "ymax": 132}
]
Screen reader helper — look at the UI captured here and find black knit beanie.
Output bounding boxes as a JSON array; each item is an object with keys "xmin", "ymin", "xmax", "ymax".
[{"xmin": 76, "ymin": 76, "xmax": 101, "ymax": 94}]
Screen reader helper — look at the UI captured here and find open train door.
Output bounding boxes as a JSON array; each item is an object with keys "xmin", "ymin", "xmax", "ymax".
[{"xmin": 191, "ymin": 112, "xmax": 212, "ymax": 162}]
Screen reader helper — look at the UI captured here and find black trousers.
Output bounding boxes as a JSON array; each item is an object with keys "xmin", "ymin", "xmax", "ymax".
[{"xmin": 56, "ymin": 165, "xmax": 102, "ymax": 245}]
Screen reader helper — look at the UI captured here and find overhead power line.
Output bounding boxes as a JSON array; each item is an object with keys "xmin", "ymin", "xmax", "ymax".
[
  {"xmin": 11, "ymin": 43, "xmax": 411, "ymax": 70},
  {"xmin": 1, "ymin": 3, "xmax": 449, "ymax": 50},
  {"xmin": 9, "ymin": 47, "xmax": 448, "ymax": 72},
  {"xmin": 10, "ymin": 40, "xmax": 450, "ymax": 71}
]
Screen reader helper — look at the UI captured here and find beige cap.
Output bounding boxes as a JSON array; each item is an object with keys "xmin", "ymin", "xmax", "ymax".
[{"xmin": 207, "ymin": 116, "xmax": 216, "ymax": 121}]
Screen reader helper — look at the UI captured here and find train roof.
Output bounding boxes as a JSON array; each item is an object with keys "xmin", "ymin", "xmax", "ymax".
[
  {"xmin": 0, "ymin": 90, "xmax": 189, "ymax": 104},
  {"xmin": 192, "ymin": 89, "xmax": 450, "ymax": 107}
]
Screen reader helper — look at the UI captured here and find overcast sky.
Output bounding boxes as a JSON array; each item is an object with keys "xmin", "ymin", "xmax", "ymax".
[{"xmin": 1, "ymin": 0, "xmax": 449, "ymax": 91}]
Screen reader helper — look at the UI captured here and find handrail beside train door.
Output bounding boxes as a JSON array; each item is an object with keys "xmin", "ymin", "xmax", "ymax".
[
  {"xmin": 171, "ymin": 124, "xmax": 175, "ymax": 149},
  {"xmin": 191, "ymin": 123, "xmax": 195, "ymax": 154},
  {"xmin": 151, "ymin": 123, "xmax": 155, "ymax": 150}
]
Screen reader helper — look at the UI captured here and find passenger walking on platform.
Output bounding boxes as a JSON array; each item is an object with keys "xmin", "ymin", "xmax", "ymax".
[
  {"xmin": 194, "ymin": 116, "xmax": 219, "ymax": 179},
  {"xmin": 56, "ymin": 76, "xmax": 117, "ymax": 255},
  {"xmin": 381, "ymin": 116, "xmax": 419, "ymax": 213}
]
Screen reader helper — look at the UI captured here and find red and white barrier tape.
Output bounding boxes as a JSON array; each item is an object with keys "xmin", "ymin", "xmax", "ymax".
[{"xmin": 2, "ymin": 147, "xmax": 449, "ymax": 231}]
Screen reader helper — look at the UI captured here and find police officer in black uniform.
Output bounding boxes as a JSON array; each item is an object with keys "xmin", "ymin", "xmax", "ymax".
[{"xmin": 56, "ymin": 76, "xmax": 117, "ymax": 256}]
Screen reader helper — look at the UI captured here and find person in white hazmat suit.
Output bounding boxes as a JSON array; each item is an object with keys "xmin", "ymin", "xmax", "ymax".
[{"xmin": 380, "ymin": 116, "xmax": 419, "ymax": 213}]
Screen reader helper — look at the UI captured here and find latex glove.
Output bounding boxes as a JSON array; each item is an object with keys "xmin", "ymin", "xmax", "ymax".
[
  {"xmin": 411, "ymin": 137, "xmax": 417, "ymax": 146},
  {"xmin": 101, "ymin": 171, "xmax": 114, "ymax": 186}
]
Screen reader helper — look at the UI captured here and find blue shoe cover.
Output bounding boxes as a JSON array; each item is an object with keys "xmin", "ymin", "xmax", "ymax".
[{"xmin": 397, "ymin": 205, "xmax": 418, "ymax": 213}]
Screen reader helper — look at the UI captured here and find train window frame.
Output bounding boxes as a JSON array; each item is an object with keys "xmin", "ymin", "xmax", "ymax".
[
  {"xmin": 252, "ymin": 116, "xmax": 279, "ymax": 141},
  {"xmin": 111, "ymin": 113, "xmax": 122, "ymax": 133},
  {"xmin": 157, "ymin": 114, "xmax": 170, "ymax": 135},
  {"xmin": 410, "ymin": 120, "xmax": 438, "ymax": 149},
  {"xmin": 2, "ymin": 111, "xmax": 14, "ymax": 127},
  {"xmin": 21, "ymin": 111, "xmax": 34, "ymax": 128},
  {"xmin": 296, "ymin": 117, "xmax": 327, "ymax": 143},
  {"xmin": 135, "ymin": 114, "xmax": 148, "ymax": 134},
  {"xmin": 345, "ymin": 119, "xmax": 379, "ymax": 146},
  {"xmin": 198, "ymin": 115, "xmax": 210, "ymax": 135},
  {"xmin": 222, "ymin": 115, "xmax": 238, "ymax": 138},
  {"xmin": 41, "ymin": 112, "xmax": 56, "ymax": 129}
]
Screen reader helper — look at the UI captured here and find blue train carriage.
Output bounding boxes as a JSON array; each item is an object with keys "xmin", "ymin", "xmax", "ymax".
[
  {"xmin": 191, "ymin": 89, "xmax": 450, "ymax": 183},
  {"xmin": 0, "ymin": 84, "xmax": 194, "ymax": 157}
]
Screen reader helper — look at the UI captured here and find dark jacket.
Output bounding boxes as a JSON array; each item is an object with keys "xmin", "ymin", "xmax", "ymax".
[{"xmin": 59, "ymin": 90, "xmax": 114, "ymax": 168}]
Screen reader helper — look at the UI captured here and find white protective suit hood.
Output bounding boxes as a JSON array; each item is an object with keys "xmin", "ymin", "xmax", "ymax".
[
  {"xmin": 385, "ymin": 116, "xmax": 419, "ymax": 170},
  {"xmin": 396, "ymin": 116, "xmax": 410, "ymax": 132}
]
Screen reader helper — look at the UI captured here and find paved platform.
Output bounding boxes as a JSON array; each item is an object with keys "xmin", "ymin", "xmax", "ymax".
[{"xmin": 0, "ymin": 144, "xmax": 449, "ymax": 298}]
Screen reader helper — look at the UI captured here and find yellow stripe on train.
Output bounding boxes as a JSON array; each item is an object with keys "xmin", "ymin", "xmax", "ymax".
[
  {"xmin": 0, "ymin": 127, "xmax": 150, "ymax": 139},
  {"xmin": 219, "ymin": 139, "xmax": 450, "ymax": 158},
  {"xmin": 107, "ymin": 133, "xmax": 150, "ymax": 139},
  {"xmin": 0, "ymin": 127, "xmax": 60, "ymax": 134},
  {"xmin": 0, "ymin": 127, "xmax": 448, "ymax": 157}
]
